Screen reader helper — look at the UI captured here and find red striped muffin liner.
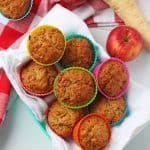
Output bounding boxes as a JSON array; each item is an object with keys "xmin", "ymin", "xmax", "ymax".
[{"xmin": 18, "ymin": 60, "xmax": 60, "ymax": 97}]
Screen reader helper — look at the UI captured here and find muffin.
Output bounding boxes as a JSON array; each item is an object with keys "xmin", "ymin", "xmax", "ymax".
[
  {"xmin": 0, "ymin": 0, "xmax": 32, "ymax": 20},
  {"xmin": 93, "ymin": 57, "xmax": 129, "ymax": 99},
  {"xmin": 90, "ymin": 95, "xmax": 128, "ymax": 126},
  {"xmin": 20, "ymin": 60, "xmax": 58, "ymax": 96},
  {"xmin": 47, "ymin": 101, "xmax": 85, "ymax": 138},
  {"xmin": 60, "ymin": 34, "xmax": 97, "ymax": 70},
  {"xmin": 27, "ymin": 25, "xmax": 66, "ymax": 66},
  {"xmin": 54, "ymin": 67, "xmax": 97, "ymax": 109},
  {"xmin": 73, "ymin": 114, "xmax": 111, "ymax": 150}
]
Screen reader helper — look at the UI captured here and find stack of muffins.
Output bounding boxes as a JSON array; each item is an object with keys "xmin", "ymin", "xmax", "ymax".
[{"xmin": 19, "ymin": 24, "xmax": 130, "ymax": 150}]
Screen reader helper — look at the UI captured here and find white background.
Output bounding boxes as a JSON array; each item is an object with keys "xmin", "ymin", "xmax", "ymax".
[{"xmin": 0, "ymin": 28, "xmax": 150, "ymax": 150}]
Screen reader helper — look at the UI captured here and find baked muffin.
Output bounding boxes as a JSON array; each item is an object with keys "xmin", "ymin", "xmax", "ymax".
[
  {"xmin": 54, "ymin": 67, "xmax": 97, "ymax": 109},
  {"xmin": 60, "ymin": 35, "xmax": 97, "ymax": 70},
  {"xmin": 93, "ymin": 57, "xmax": 129, "ymax": 99},
  {"xmin": 0, "ymin": 0, "xmax": 32, "ymax": 20},
  {"xmin": 73, "ymin": 114, "xmax": 111, "ymax": 150},
  {"xmin": 27, "ymin": 25, "xmax": 66, "ymax": 65},
  {"xmin": 20, "ymin": 60, "xmax": 58, "ymax": 96},
  {"xmin": 90, "ymin": 95, "xmax": 127, "ymax": 126},
  {"xmin": 47, "ymin": 101, "xmax": 85, "ymax": 138}
]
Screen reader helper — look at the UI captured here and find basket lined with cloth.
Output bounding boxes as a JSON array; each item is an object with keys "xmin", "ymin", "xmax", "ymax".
[{"xmin": 0, "ymin": 5, "xmax": 150, "ymax": 150}]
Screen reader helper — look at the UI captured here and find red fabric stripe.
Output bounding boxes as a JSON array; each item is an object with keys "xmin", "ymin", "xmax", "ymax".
[
  {"xmin": 0, "ymin": 71, "xmax": 11, "ymax": 94},
  {"xmin": 114, "ymin": 13, "xmax": 123, "ymax": 23},
  {"xmin": 0, "ymin": 0, "xmax": 42, "ymax": 126},
  {"xmin": 31, "ymin": 0, "xmax": 42, "ymax": 14},
  {"xmin": 85, "ymin": 16, "xmax": 96, "ymax": 25},
  {"xmin": 49, "ymin": 0, "xmax": 86, "ymax": 10},
  {"xmin": 88, "ymin": 0, "xmax": 108, "ymax": 11},
  {"xmin": 7, "ymin": 13, "xmax": 35, "ymax": 34},
  {"xmin": 0, "ymin": 118, "xmax": 2, "ymax": 126},
  {"xmin": 0, "ymin": 92, "xmax": 9, "ymax": 125},
  {"xmin": 0, "ymin": 26, "xmax": 23, "ymax": 49},
  {"xmin": 62, "ymin": 0, "xmax": 87, "ymax": 9}
]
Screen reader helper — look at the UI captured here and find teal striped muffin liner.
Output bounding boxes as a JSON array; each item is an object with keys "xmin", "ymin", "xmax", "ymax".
[
  {"xmin": 26, "ymin": 106, "xmax": 50, "ymax": 138},
  {"xmin": 88, "ymin": 94, "xmax": 130, "ymax": 127},
  {"xmin": 58, "ymin": 34, "xmax": 98, "ymax": 71},
  {"xmin": 7, "ymin": 89, "xmax": 50, "ymax": 138},
  {"xmin": 0, "ymin": 0, "xmax": 33, "ymax": 21},
  {"xmin": 53, "ymin": 67, "xmax": 98, "ymax": 109},
  {"xmin": 111, "ymin": 94, "xmax": 130, "ymax": 127}
]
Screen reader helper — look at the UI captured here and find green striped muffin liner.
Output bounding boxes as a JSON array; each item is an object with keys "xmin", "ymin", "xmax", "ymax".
[
  {"xmin": 58, "ymin": 34, "xmax": 98, "ymax": 71},
  {"xmin": 53, "ymin": 67, "xmax": 98, "ymax": 109}
]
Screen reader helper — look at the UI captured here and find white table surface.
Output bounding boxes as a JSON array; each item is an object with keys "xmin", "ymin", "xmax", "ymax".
[{"xmin": 0, "ymin": 28, "xmax": 150, "ymax": 150}]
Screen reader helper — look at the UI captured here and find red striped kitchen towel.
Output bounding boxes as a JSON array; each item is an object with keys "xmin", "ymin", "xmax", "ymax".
[
  {"xmin": 0, "ymin": 0, "xmax": 149, "ymax": 125},
  {"xmin": 0, "ymin": 0, "xmax": 109, "ymax": 126}
]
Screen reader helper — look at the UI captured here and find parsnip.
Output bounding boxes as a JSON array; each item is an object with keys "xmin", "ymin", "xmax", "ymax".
[{"xmin": 103, "ymin": 0, "xmax": 150, "ymax": 50}]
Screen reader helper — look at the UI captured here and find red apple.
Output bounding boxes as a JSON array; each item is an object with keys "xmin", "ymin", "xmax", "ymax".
[{"xmin": 106, "ymin": 25, "xmax": 144, "ymax": 61}]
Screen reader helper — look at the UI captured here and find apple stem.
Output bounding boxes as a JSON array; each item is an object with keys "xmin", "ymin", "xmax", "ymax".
[{"xmin": 122, "ymin": 30, "xmax": 129, "ymax": 42}]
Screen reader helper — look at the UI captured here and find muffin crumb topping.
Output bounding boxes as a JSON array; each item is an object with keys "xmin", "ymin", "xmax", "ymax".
[{"xmin": 98, "ymin": 61, "xmax": 127, "ymax": 97}]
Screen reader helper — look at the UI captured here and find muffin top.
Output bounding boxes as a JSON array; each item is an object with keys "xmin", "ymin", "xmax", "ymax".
[
  {"xmin": 21, "ymin": 61, "xmax": 58, "ymax": 95},
  {"xmin": 60, "ymin": 37, "xmax": 93, "ymax": 68},
  {"xmin": 90, "ymin": 95, "xmax": 126, "ymax": 124},
  {"xmin": 54, "ymin": 68, "xmax": 95, "ymax": 107},
  {"xmin": 98, "ymin": 60, "xmax": 127, "ymax": 97},
  {"xmin": 78, "ymin": 114, "xmax": 110, "ymax": 150},
  {"xmin": 28, "ymin": 25, "xmax": 66, "ymax": 65},
  {"xmin": 0, "ymin": 0, "xmax": 30, "ymax": 19},
  {"xmin": 47, "ymin": 101, "xmax": 84, "ymax": 137}
]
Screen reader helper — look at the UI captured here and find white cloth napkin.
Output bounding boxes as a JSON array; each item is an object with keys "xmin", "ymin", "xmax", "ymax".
[{"xmin": 0, "ymin": 5, "xmax": 150, "ymax": 150}]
